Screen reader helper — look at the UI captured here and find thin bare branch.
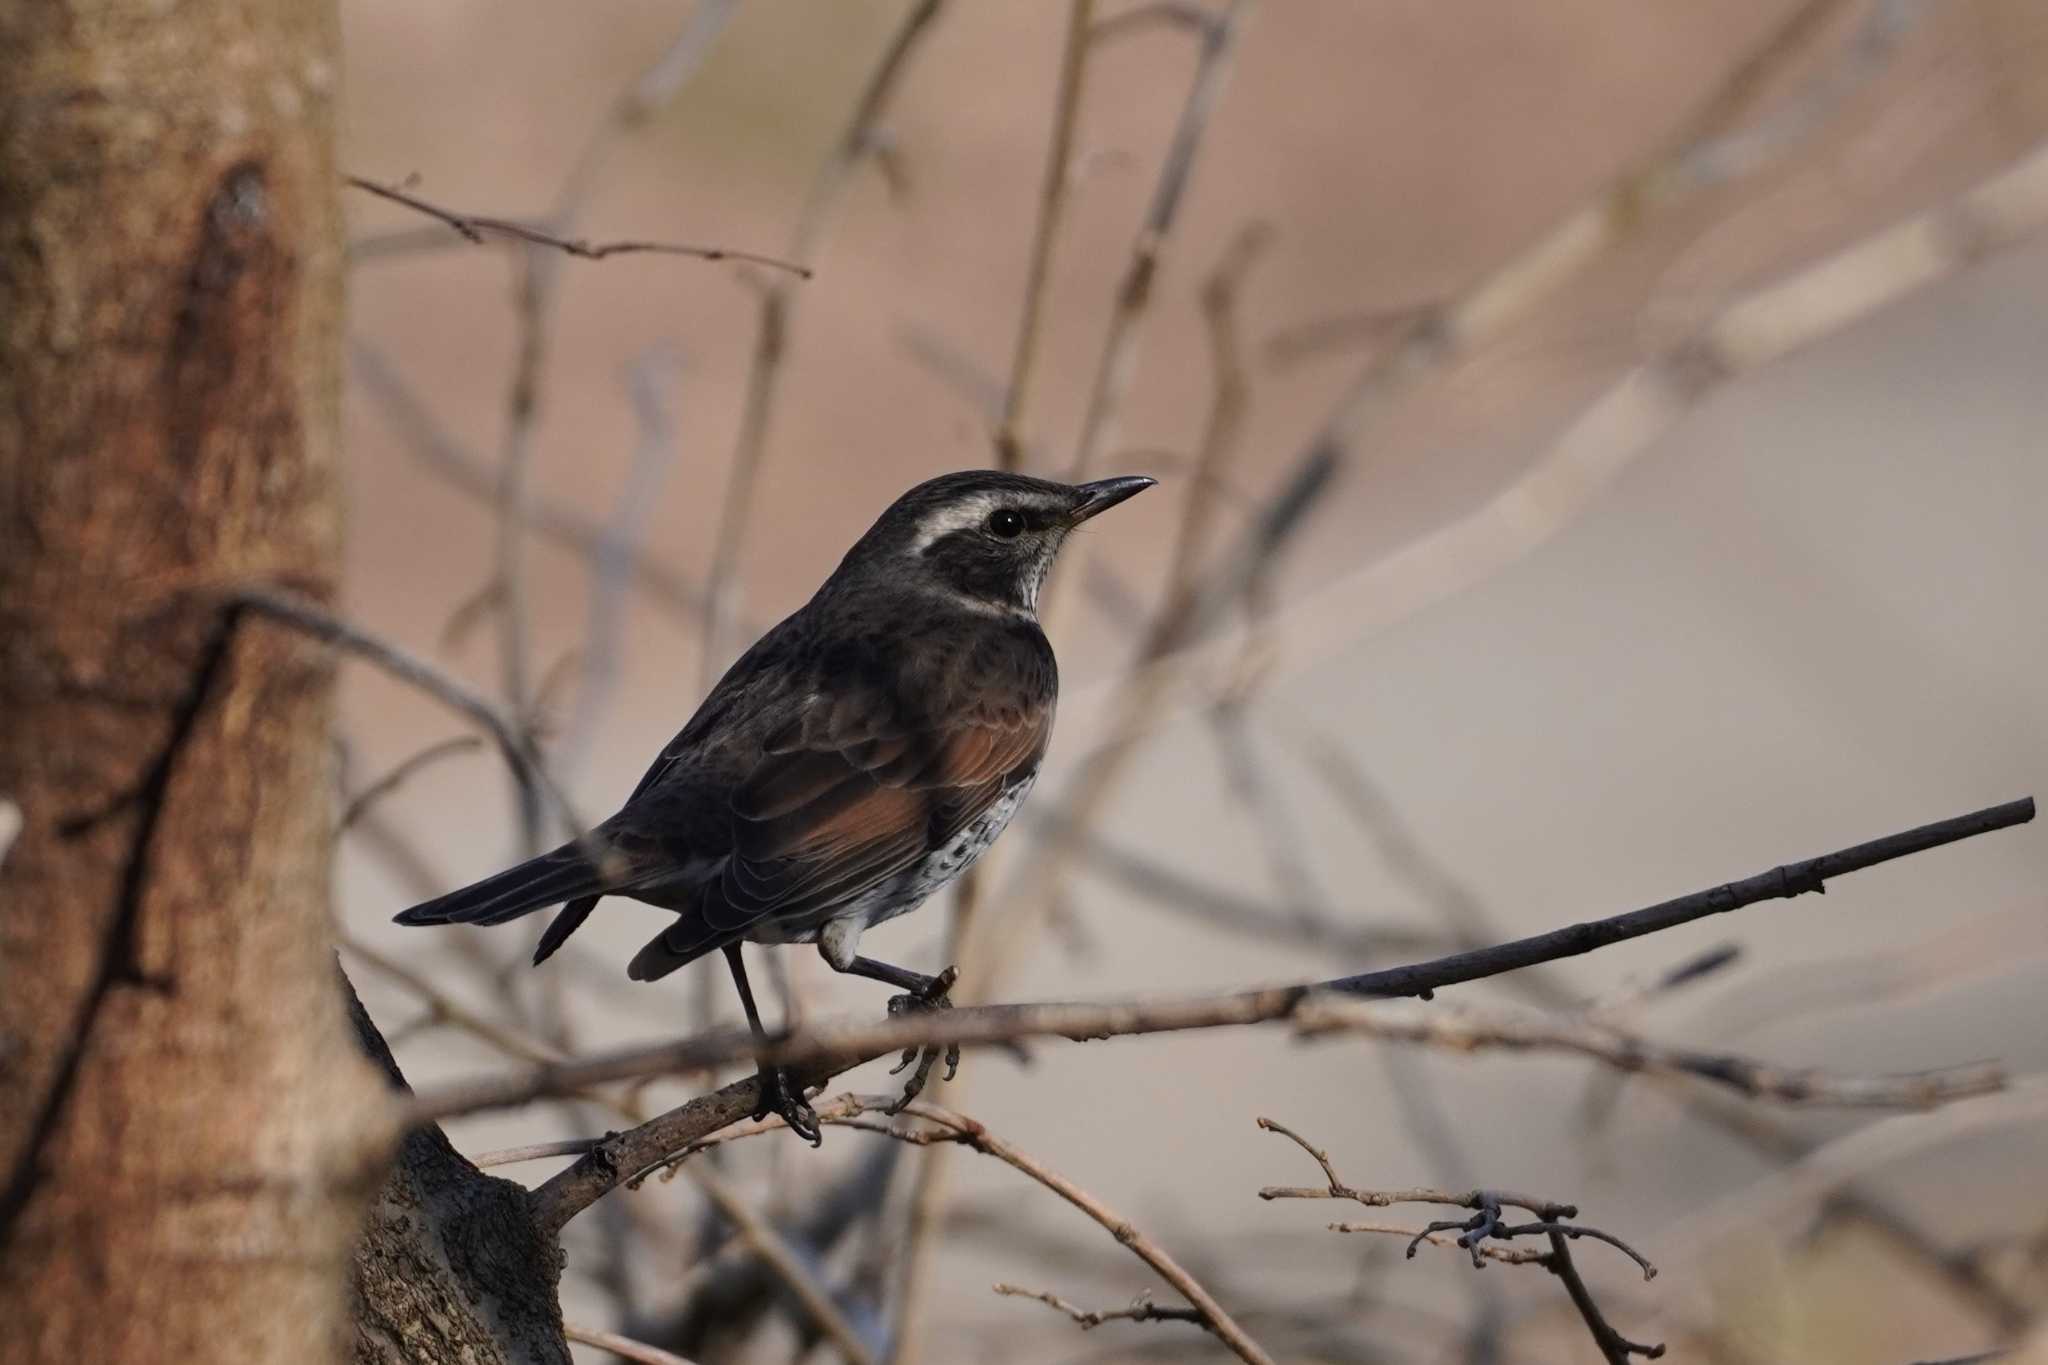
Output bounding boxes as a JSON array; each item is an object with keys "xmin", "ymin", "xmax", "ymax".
[
  {"xmin": 1327, "ymin": 1221, "xmax": 1549, "ymax": 1266},
  {"xmin": 410, "ymin": 796, "xmax": 2032, "ymax": 1123},
  {"xmin": 229, "ymin": 587, "xmax": 598, "ymax": 852},
  {"xmin": 1062, "ymin": 0, "xmax": 1254, "ymax": 484},
  {"xmin": 558, "ymin": 345, "xmax": 687, "ymax": 774},
  {"xmin": 1166, "ymin": 219, "xmax": 1272, "ymax": 594},
  {"xmin": 1091, "ymin": 0, "xmax": 1217, "ymax": 44},
  {"xmin": 991, "ymin": 1282, "xmax": 1205, "ymax": 1331},
  {"xmin": 699, "ymin": 0, "xmax": 949, "ymax": 688},
  {"xmin": 1259, "ymin": 1118, "xmax": 1663, "ymax": 1360},
  {"xmin": 343, "ymin": 175, "xmax": 809, "ymax": 275},
  {"xmin": 690, "ymin": 1096, "xmax": 1274, "ymax": 1365},
  {"xmin": 338, "ymin": 736, "xmax": 482, "ymax": 832},
  {"xmin": 340, "ymin": 934, "xmax": 566, "ymax": 1068},
  {"xmin": 992, "ymin": 0, "xmax": 1096, "ymax": 470},
  {"xmin": 686, "ymin": 1160, "xmax": 881, "ymax": 1365},
  {"xmin": 969, "ymin": 438, "xmax": 1338, "ymax": 992},
  {"xmin": 470, "ymin": 1139, "xmax": 598, "ymax": 1169},
  {"xmin": 1292, "ymin": 996, "xmax": 2003, "ymax": 1109},
  {"xmin": 563, "ymin": 1321, "xmax": 701, "ymax": 1365},
  {"xmin": 1197, "ymin": 130, "xmax": 2048, "ymax": 707}
]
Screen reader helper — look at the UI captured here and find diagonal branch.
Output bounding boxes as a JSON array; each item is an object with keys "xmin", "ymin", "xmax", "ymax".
[
  {"xmin": 664, "ymin": 1095, "xmax": 1274, "ymax": 1365},
  {"xmin": 409, "ymin": 795, "xmax": 2032, "ymax": 1126}
]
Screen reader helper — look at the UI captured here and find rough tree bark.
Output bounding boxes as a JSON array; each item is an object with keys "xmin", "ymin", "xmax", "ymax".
[
  {"xmin": 345, "ymin": 979, "xmax": 571, "ymax": 1365},
  {"xmin": 0, "ymin": 2, "xmax": 395, "ymax": 1359}
]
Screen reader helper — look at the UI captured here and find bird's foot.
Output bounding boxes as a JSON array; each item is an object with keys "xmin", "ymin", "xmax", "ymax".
[
  {"xmin": 752, "ymin": 1063, "xmax": 823, "ymax": 1147},
  {"xmin": 884, "ymin": 965, "xmax": 961, "ymax": 1113}
]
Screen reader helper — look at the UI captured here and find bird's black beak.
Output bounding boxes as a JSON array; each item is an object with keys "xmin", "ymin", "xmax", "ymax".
[{"xmin": 1068, "ymin": 475, "xmax": 1156, "ymax": 524}]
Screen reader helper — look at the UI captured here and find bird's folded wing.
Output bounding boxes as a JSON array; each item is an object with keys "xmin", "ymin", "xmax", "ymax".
[{"xmin": 687, "ymin": 696, "xmax": 1049, "ymax": 945}]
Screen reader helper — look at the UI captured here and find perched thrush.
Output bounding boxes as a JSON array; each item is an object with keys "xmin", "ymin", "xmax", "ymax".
[{"xmin": 395, "ymin": 470, "xmax": 1154, "ymax": 1141}]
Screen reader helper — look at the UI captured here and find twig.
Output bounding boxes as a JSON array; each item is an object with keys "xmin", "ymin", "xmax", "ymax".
[
  {"xmin": 698, "ymin": 0, "xmax": 949, "ymax": 688},
  {"xmin": 470, "ymin": 1138, "xmax": 598, "ymax": 1169},
  {"xmin": 1543, "ymin": 1225, "xmax": 1667, "ymax": 1363},
  {"xmin": 670, "ymin": 1096, "xmax": 1274, "ymax": 1365},
  {"xmin": 227, "ymin": 586, "xmax": 598, "ymax": 854},
  {"xmin": 687, "ymin": 1160, "xmax": 881, "ymax": 1365},
  {"xmin": 410, "ymin": 796, "xmax": 2032, "ymax": 1124},
  {"xmin": 1291, "ymin": 997, "xmax": 2002, "ymax": 1109},
  {"xmin": 992, "ymin": 1282, "xmax": 1204, "ymax": 1331},
  {"xmin": 340, "ymin": 934, "xmax": 565, "ymax": 1068},
  {"xmin": 343, "ymin": 175, "xmax": 808, "ymax": 276},
  {"xmin": 992, "ymin": 0, "xmax": 1096, "ymax": 470},
  {"xmin": 1258, "ymin": 1117, "xmax": 1664, "ymax": 1361},
  {"xmin": 1060, "ymin": 0, "xmax": 1253, "ymax": 485},
  {"xmin": 1327, "ymin": 1221, "xmax": 1548, "ymax": 1266},
  {"xmin": 562, "ymin": 1321, "xmax": 701, "ymax": 1365},
  {"xmin": 337, "ymin": 736, "xmax": 482, "ymax": 832}
]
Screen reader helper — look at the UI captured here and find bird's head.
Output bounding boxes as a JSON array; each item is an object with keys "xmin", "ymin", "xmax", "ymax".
[{"xmin": 837, "ymin": 470, "xmax": 1155, "ymax": 616}]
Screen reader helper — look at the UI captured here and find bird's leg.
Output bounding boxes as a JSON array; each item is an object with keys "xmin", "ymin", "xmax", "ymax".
[
  {"xmin": 840, "ymin": 955, "xmax": 960, "ymax": 1112},
  {"xmin": 723, "ymin": 943, "xmax": 820, "ymax": 1146}
]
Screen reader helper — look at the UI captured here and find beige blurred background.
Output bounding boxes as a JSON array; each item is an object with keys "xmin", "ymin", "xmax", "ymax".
[{"xmin": 335, "ymin": 3, "xmax": 2048, "ymax": 1361}]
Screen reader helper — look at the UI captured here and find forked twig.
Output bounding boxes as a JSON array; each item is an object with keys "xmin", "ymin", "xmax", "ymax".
[
  {"xmin": 1259, "ymin": 1117, "xmax": 1664, "ymax": 1362},
  {"xmin": 656, "ymin": 1094, "xmax": 1274, "ymax": 1364}
]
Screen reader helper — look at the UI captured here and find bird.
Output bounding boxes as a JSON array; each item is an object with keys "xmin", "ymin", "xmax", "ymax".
[{"xmin": 394, "ymin": 469, "xmax": 1155, "ymax": 1142}]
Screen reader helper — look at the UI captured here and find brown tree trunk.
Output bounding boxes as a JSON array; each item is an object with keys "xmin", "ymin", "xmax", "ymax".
[{"xmin": 0, "ymin": 2, "xmax": 397, "ymax": 1359}]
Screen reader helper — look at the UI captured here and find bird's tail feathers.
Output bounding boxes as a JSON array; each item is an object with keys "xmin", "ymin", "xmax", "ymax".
[{"xmin": 394, "ymin": 843, "xmax": 610, "ymax": 930}]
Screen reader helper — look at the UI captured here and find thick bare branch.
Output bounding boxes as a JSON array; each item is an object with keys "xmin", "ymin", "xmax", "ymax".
[{"xmin": 411, "ymin": 797, "xmax": 2031, "ymax": 1124}]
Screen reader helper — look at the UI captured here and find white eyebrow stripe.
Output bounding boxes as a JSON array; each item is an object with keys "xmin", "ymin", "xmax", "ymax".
[{"xmin": 906, "ymin": 492, "xmax": 999, "ymax": 555}]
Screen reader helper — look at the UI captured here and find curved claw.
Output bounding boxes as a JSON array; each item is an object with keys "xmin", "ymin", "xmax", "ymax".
[
  {"xmin": 881, "ymin": 964, "xmax": 963, "ymax": 1111},
  {"xmin": 753, "ymin": 1064, "xmax": 823, "ymax": 1147}
]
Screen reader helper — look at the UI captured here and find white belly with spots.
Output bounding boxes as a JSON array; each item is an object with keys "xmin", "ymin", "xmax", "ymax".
[{"xmin": 847, "ymin": 772, "xmax": 1036, "ymax": 933}]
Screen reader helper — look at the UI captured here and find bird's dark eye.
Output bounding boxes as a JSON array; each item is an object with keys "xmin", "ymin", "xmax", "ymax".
[{"xmin": 986, "ymin": 508, "xmax": 1026, "ymax": 539}]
